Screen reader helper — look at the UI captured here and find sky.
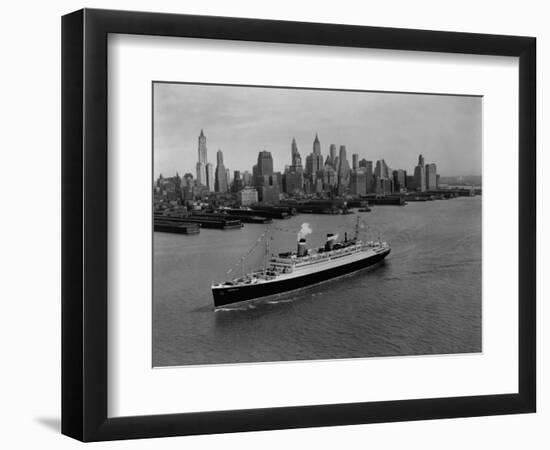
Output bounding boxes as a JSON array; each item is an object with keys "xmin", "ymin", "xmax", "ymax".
[{"xmin": 153, "ymin": 82, "xmax": 482, "ymax": 179}]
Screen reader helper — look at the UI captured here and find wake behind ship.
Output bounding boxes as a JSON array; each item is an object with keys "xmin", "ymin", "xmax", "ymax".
[{"xmin": 211, "ymin": 223, "xmax": 390, "ymax": 309}]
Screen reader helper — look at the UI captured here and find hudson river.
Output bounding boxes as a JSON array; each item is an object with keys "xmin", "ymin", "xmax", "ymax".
[{"xmin": 153, "ymin": 196, "xmax": 481, "ymax": 367}]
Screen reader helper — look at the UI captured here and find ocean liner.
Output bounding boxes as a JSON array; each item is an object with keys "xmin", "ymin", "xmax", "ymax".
[{"xmin": 211, "ymin": 220, "xmax": 390, "ymax": 308}]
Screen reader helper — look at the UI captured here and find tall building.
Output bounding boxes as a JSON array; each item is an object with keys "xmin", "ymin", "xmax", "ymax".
[
  {"xmin": 273, "ymin": 171, "xmax": 283, "ymax": 189},
  {"xmin": 196, "ymin": 129, "xmax": 208, "ymax": 186},
  {"xmin": 306, "ymin": 134, "xmax": 324, "ymax": 175},
  {"xmin": 232, "ymin": 170, "xmax": 243, "ymax": 193},
  {"xmin": 259, "ymin": 174, "xmax": 280, "ymax": 204},
  {"xmin": 238, "ymin": 187, "xmax": 258, "ymax": 206},
  {"xmin": 158, "ymin": 173, "xmax": 183, "ymax": 203},
  {"xmin": 313, "ymin": 133, "xmax": 321, "ymax": 155},
  {"xmin": 195, "ymin": 162, "xmax": 205, "ymax": 187},
  {"xmin": 413, "ymin": 154, "xmax": 426, "ymax": 192},
  {"xmin": 350, "ymin": 169, "xmax": 367, "ymax": 196},
  {"xmin": 226, "ymin": 168, "xmax": 231, "ymax": 190},
  {"xmin": 242, "ymin": 170, "xmax": 252, "ymax": 186},
  {"xmin": 425, "ymin": 163, "xmax": 437, "ymax": 190},
  {"xmin": 406, "ymin": 175, "xmax": 417, "ymax": 191},
  {"xmin": 291, "ymin": 138, "xmax": 302, "ymax": 169},
  {"xmin": 329, "ymin": 144, "xmax": 337, "ymax": 168},
  {"xmin": 352, "ymin": 153, "xmax": 359, "ymax": 170},
  {"xmin": 285, "ymin": 138, "xmax": 304, "ymax": 194},
  {"xmin": 374, "ymin": 159, "xmax": 392, "ymax": 195},
  {"xmin": 205, "ymin": 162, "xmax": 214, "ymax": 191},
  {"xmin": 252, "ymin": 151, "xmax": 274, "ymax": 188},
  {"xmin": 252, "ymin": 164, "xmax": 259, "ymax": 185},
  {"xmin": 323, "ymin": 164, "xmax": 337, "ymax": 190},
  {"xmin": 214, "ymin": 149, "xmax": 228, "ymax": 192},
  {"xmin": 182, "ymin": 173, "xmax": 194, "ymax": 201},
  {"xmin": 375, "ymin": 178, "xmax": 393, "ymax": 195},
  {"xmin": 362, "ymin": 160, "xmax": 374, "ymax": 193},
  {"xmin": 393, "ymin": 169, "xmax": 407, "ymax": 192},
  {"xmin": 375, "ymin": 159, "xmax": 390, "ymax": 179},
  {"xmin": 337, "ymin": 145, "xmax": 350, "ymax": 192},
  {"xmin": 305, "ymin": 154, "xmax": 313, "ymax": 175},
  {"xmin": 256, "ymin": 151, "xmax": 274, "ymax": 179},
  {"xmin": 284, "ymin": 171, "xmax": 303, "ymax": 194}
]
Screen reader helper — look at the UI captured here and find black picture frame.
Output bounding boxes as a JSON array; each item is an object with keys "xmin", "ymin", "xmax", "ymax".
[{"xmin": 61, "ymin": 8, "xmax": 536, "ymax": 442}]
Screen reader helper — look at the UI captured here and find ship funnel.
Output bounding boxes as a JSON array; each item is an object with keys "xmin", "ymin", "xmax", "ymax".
[
  {"xmin": 297, "ymin": 238, "xmax": 308, "ymax": 257},
  {"xmin": 325, "ymin": 233, "xmax": 335, "ymax": 251}
]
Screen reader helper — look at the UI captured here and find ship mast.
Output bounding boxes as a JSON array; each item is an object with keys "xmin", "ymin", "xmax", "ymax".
[
  {"xmin": 264, "ymin": 224, "xmax": 270, "ymax": 272},
  {"xmin": 355, "ymin": 215, "xmax": 360, "ymax": 240}
]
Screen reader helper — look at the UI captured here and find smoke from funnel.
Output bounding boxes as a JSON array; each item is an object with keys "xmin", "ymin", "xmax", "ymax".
[{"xmin": 297, "ymin": 223, "xmax": 312, "ymax": 241}]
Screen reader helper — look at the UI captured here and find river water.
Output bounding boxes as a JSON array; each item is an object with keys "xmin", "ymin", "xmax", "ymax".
[{"xmin": 153, "ymin": 196, "xmax": 481, "ymax": 367}]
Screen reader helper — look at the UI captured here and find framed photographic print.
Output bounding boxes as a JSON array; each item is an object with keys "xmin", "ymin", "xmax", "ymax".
[{"xmin": 61, "ymin": 8, "xmax": 536, "ymax": 441}]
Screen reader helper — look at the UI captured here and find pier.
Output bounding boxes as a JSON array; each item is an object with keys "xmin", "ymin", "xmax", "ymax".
[
  {"xmin": 362, "ymin": 196, "xmax": 406, "ymax": 206},
  {"xmin": 226, "ymin": 206, "xmax": 291, "ymax": 220},
  {"xmin": 279, "ymin": 199, "xmax": 348, "ymax": 214},
  {"xmin": 154, "ymin": 213, "xmax": 243, "ymax": 230},
  {"xmin": 195, "ymin": 211, "xmax": 272, "ymax": 224},
  {"xmin": 154, "ymin": 221, "xmax": 200, "ymax": 234},
  {"xmin": 248, "ymin": 205, "xmax": 295, "ymax": 218}
]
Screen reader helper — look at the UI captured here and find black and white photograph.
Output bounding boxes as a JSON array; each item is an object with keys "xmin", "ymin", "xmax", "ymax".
[
  {"xmin": 153, "ymin": 82, "xmax": 482, "ymax": 367},
  {"xmin": 1, "ymin": 0, "xmax": 541, "ymax": 447}
]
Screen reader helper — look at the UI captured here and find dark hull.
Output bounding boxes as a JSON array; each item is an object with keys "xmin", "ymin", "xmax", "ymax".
[{"xmin": 212, "ymin": 247, "xmax": 390, "ymax": 308}]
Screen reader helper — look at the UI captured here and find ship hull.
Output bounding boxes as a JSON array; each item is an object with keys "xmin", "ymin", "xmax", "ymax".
[{"xmin": 212, "ymin": 247, "xmax": 390, "ymax": 308}]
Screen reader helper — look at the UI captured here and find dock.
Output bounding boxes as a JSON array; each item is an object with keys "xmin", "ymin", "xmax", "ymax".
[
  {"xmin": 362, "ymin": 196, "xmax": 406, "ymax": 206},
  {"xmin": 154, "ymin": 213, "xmax": 242, "ymax": 230},
  {"xmin": 195, "ymin": 211, "xmax": 272, "ymax": 224},
  {"xmin": 279, "ymin": 199, "xmax": 347, "ymax": 214},
  {"xmin": 247, "ymin": 205, "xmax": 295, "ymax": 219},
  {"xmin": 154, "ymin": 221, "xmax": 200, "ymax": 234}
]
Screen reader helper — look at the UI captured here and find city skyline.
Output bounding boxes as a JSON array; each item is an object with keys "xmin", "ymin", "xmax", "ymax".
[{"xmin": 153, "ymin": 82, "xmax": 482, "ymax": 179}]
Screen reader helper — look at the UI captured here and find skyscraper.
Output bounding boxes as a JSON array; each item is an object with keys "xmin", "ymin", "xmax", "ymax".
[
  {"xmin": 313, "ymin": 133, "xmax": 321, "ymax": 155},
  {"xmin": 352, "ymin": 153, "xmax": 359, "ymax": 170},
  {"xmin": 350, "ymin": 169, "xmax": 367, "ymax": 196},
  {"xmin": 215, "ymin": 149, "xmax": 228, "ymax": 192},
  {"xmin": 254, "ymin": 151, "xmax": 274, "ymax": 187},
  {"xmin": 337, "ymin": 145, "xmax": 350, "ymax": 192},
  {"xmin": 425, "ymin": 163, "xmax": 437, "ymax": 190},
  {"xmin": 375, "ymin": 159, "xmax": 393, "ymax": 195},
  {"xmin": 322, "ymin": 165, "xmax": 337, "ymax": 190},
  {"xmin": 285, "ymin": 138, "xmax": 304, "ymax": 194},
  {"xmin": 196, "ymin": 129, "xmax": 208, "ymax": 186},
  {"xmin": 226, "ymin": 168, "xmax": 231, "ymax": 190},
  {"xmin": 413, "ymin": 154, "xmax": 426, "ymax": 192},
  {"xmin": 393, "ymin": 169, "xmax": 407, "ymax": 192},
  {"xmin": 232, "ymin": 170, "xmax": 243, "ymax": 193},
  {"xmin": 182, "ymin": 173, "xmax": 194, "ymax": 201},
  {"xmin": 305, "ymin": 154, "xmax": 313, "ymax": 175},
  {"xmin": 306, "ymin": 134, "xmax": 324, "ymax": 175},
  {"xmin": 363, "ymin": 160, "xmax": 374, "ymax": 193},
  {"xmin": 329, "ymin": 144, "xmax": 337, "ymax": 168},
  {"xmin": 205, "ymin": 162, "xmax": 214, "ymax": 191},
  {"xmin": 291, "ymin": 138, "xmax": 302, "ymax": 169},
  {"xmin": 375, "ymin": 159, "xmax": 390, "ymax": 179},
  {"xmin": 242, "ymin": 170, "xmax": 252, "ymax": 186},
  {"xmin": 257, "ymin": 151, "xmax": 274, "ymax": 177}
]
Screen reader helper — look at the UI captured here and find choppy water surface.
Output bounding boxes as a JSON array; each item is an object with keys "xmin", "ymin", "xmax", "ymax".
[{"xmin": 153, "ymin": 197, "xmax": 481, "ymax": 366}]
